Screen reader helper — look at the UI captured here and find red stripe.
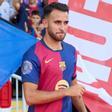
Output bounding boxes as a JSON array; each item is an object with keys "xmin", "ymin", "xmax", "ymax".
[
  {"xmin": 108, "ymin": 69, "xmax": 112, "ymax": 85},
  {"xmin": 76, "ymin": 66, "xmax": 83, "ymax": 72},
  {"xmin": 83, "ymin": 92, "xmax": 112, "ymax": 112},
  {"xmin": 78, "ymin": 55, "xmax": 112, "ymax": 88},
  {"xmin": 68, "ymin": 0, "xmax": 112, "ymax": 22},
  {"xmin": 68, "ymin": 26, "xmax": 106, "ymax": 44},
  {"xmin": 81, "ymin": 54, "xmax": 112, "ymax": 67},
  {"xmin": 48, "ymin": 0, "xmax": 58, "ymax": 4}
]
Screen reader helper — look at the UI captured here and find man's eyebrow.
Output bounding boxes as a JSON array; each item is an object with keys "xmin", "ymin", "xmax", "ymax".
[
  {"xmin": 54, "ymin": 20, "xmax": 61, "ymax": 22},
  {"xmin": 54, "ymin": 20, "xmax": 69, "ymax": 23}
]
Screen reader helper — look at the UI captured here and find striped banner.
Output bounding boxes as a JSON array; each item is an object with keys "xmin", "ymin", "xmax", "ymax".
[{"xmin": 49, "ymin": 0, "xmax": 112, "ymax": 112}]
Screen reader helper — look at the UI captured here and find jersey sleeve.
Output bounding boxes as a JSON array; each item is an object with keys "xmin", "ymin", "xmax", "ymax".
[{"xmin": 21, "ymin": 45, "xmax": 40, "ymax": 84}]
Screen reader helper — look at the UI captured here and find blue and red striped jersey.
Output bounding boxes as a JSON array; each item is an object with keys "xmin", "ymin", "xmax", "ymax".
[{"xmin": 21, "ymin": 39, "xmax": 77, "ymax": 112}]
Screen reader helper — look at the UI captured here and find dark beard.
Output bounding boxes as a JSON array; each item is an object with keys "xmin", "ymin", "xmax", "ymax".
[{"xmin": 48, "ymin": 30, "xmax": 66, "ymax": 42}]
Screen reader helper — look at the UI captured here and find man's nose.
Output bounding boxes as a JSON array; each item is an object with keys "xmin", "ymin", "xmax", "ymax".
[{"xmin": 59, "ymin": 23, "xmax": 66, "ymax": 32}]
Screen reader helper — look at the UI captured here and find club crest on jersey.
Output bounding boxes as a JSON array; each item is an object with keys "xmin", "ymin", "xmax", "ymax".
[
  {"xmin": 59, "ymin": 61, "xmax": 66, "ymax": 71},
  {"xmin": 21, "ymin": 60, "xmax": 33, "ymax": 75}
]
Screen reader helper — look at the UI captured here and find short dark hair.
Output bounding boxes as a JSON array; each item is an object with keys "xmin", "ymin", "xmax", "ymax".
[
  {"xmin": 31, "ymin": 10, "xmax": 40, "ymax": 16},
  {"xmin": 43, "ymin": 2, "xmax": 69, "ymax": 18}
]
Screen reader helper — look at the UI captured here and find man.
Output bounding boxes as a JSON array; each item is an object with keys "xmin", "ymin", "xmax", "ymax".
[
  {"xmin": 16, "ymin": 0, "xmax": 37, "ymax": 31},
  {"xmin": 21, "ymin": 2, "xmax": 87, "ymax": 112},
  {"xmin": 27, "ymin": 10, "xmax": 44, "ymax": 39},
  {"xmin": 0, "ymin": 0, "xmax": 10, "ymax": 21},
  {"xmin": 17, "ymin": 0, "xmax": 43, "ymax": 31}
]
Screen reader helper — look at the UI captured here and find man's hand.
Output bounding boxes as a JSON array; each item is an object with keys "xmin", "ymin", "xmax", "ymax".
[{"xmin": 65, "ymin": 84, "xmax": 86, "ymax": 97}]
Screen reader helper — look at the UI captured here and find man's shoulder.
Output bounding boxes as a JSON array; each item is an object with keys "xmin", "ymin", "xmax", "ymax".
[
  {"xmin": 23, "ymin": 42, "xmax": 37, "ymax": 60},
  {"xmin": 26, "ymin": 40, "xmax": 41, "ymax": 53},
  {"xmin": 23, "ymin": 40, "xmax": 42, "ymax": 61},
  {"xmin": 62, "ymin": 41, "xmax": 76, "ymax": 51},
  {"xmin": 27, "ymin": 40, "xmax": 39, "ymax": 47}
]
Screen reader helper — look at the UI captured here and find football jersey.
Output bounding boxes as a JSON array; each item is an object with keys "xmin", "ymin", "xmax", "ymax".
[{"xmin": 21, "ymin": 39, "xmax": 77, "ymax": 112}]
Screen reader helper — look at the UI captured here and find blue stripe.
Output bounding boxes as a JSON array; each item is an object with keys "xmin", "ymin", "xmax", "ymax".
[{"xmin": 60, "ymin": 41, "xmax": 76, "ymax": 112}]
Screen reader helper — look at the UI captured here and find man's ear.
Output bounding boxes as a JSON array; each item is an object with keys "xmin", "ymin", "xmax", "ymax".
[{"xmin": 42, "ymin": 18, "xmax": 48, "ymax": 28}]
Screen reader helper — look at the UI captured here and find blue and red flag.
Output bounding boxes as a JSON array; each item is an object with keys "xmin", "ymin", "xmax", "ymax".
[{"xmin": 0, "ymin": 18, "xmax": 37, "ymax": 88}]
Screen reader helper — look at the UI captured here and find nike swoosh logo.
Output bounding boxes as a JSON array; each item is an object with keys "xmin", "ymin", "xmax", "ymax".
[{"xmin": 45, "ymin": 58, "xmax": 53, "ymax": 64}]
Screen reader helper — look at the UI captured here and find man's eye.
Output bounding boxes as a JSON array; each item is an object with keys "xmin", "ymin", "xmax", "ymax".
[
  {"xmin": 64, "ymin": 21, "xmax": 69, "ymax": 25},
  {"xmin": 54, "ymin": 21, "xmax": 69, "ymax": 25}
]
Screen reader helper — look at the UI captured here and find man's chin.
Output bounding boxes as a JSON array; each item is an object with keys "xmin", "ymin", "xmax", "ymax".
[{"xmin": 56, "ymin": 37, "xmax": 65, "ymax": 41}]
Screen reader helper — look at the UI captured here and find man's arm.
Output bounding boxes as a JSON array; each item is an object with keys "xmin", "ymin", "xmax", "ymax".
[
  {"xmin": 23, "ymin": 82, "xmax": 67, "ymax": 105},
  {"xmin": 23, "ymin": 81, "xmax": 86, "ymax": 106},
  {"xmin": 71, "ymin": 79, "xmax": 87, "ymax": 112}
]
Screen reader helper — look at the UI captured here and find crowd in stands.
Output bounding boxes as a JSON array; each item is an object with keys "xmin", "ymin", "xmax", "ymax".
[{"xmin": 0, "ymin": 0, "xmax": 48, "ymax": 39}]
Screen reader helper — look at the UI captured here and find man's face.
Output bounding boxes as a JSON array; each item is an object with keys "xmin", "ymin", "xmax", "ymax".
[
  {"xmin": 30, "ymin": 15, "xmax": 41, "ymax": 25},
  {"xmin": 29, "ymin": 0, "xmax": 36, "ymax": 4},
  {"xmin": 45, "ymin": 9, "xmax": 69, "ymax": 41}
]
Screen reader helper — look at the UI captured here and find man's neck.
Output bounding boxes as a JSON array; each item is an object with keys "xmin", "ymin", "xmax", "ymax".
[{"xmin": 43, "ymin": 36, "xmax": 62, "ymax": 51}]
